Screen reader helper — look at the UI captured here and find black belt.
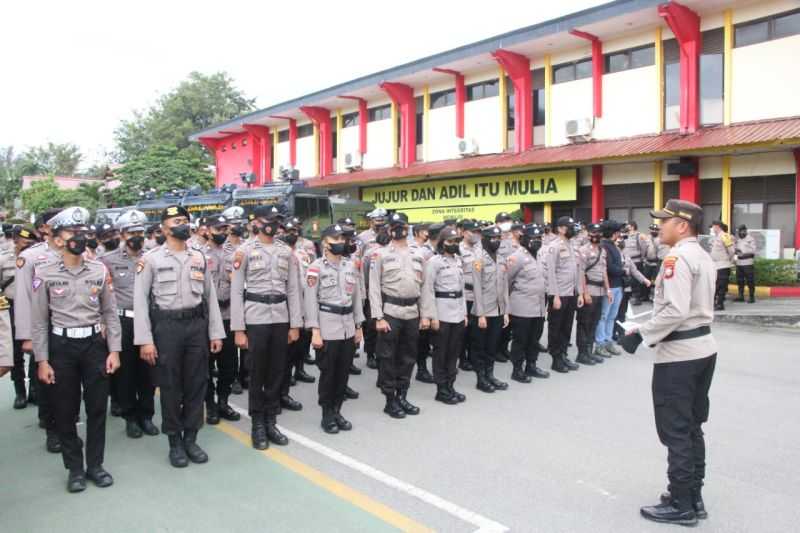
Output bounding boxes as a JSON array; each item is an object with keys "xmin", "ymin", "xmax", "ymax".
[
  {"xmin": 151, "ymin": 304, "xmax": 204, "ymax": 321},
  {"xmin": 586, "ymin": 279, "xmax": 604, "ymax": 287},
  {"xmin": 737, "ymin": 253, "xmax": 754, "ymax": 260},
  {"xmin": 663, "ymin": 326, "xmax": 711, "ymax": 342},
  {"xmin": 319, "ymin": 303, "xmax": 353, "ymax": 315},
  {"xmin": 245, "ymin": 292, "xmax": 287, "ymax": 305},
  {"xmin": 381, "ymin": 293, "xmax": 418, "ymax": 307},
  {"xmin": 464, "ymin": 283, "xmax": 474, "ymax": 291},
  {"xmin": 218, "ymin": 299, "xmax": 230, "ymax": 308},
  {"xmin": 435, "ymin": 290, "xmax": 463, "ymax": 299},
  {"xmin": 645, "ymin": 260, "xmax": 660, "ymax": 266}
]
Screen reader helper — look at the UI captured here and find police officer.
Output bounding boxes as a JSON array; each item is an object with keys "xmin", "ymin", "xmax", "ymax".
[
  {"xmin": 409, "ymin": 223, "xmax": 435, "ymax": 384},
  {"xmin": 97, "ymin": 223, "xmax": 120, "ymax": 254},
  {"xmin": 469, "ymin": 225, "xmax": 510, "ymax": 393},
  {"xmin": 506, "ymin": 225, "xmax": 548, "ymax": 382},
  {"xmin": 625, "ymin": 199, "xmax": 717, "ymax": 526},
  {"xmin": 734, "ymin": 225, "xmax": 756, "ymax": 303},
  {"xmin": 31, "ymin": 207, "xmax": 122, "ymax": 493},
  {"xmin": 144, "ymin": 223, "xmax": 165, "ymax": 251},
  {"xmin": 291, "ymin": 216, "xmax": 318, "ymax": 260},
  {"xmin": 643, "ymin": 223, "xmax": 671, "ymax": 302},
  {"xmin": 203, "ymin": 215, "xmax": 241, "ymax": 425},
  {"xmin": 100, "ymin": 209, "xmax": 159, "ymax": 439},
  {"xmin": 458, "ymin": 220, "xmax": 482, "ymax": 372},
  {"xmin": 576, "ymin": 223, "xmax": 610, "ymax": 366},
  {"xmin": 84, "ymin": 225, "xmax": 100, "ymax": 259},
  {"xmin": 495, "ymin": 213, "xmax": 517, "ymax": 364},
  {"xmin": 305, "ymin": 224, "xmax": 364, "ymax": 433},
  {"xmin": 369, "ymin": 212, "xmax": 424, "ymax": 418},
  {"xmin": 134, "ymin": 205, "xmax": 226, "ymax": 468},
  {"xmin": 621, "ymin": 221, "xmax": 648, "ymax": 305},
  {"xmin": 357, "ymin": 209, "xmax": 387, "ymax": 371},
  {"xmin": 420, "ymin": 228, "xmax": 467, "ymax": 404},
  {"xmin": 230, "ymin": 205, "xmax": 302, "ymax": 450},
  {"xmin": 222, "ymin": 206, "xmax": 247, "ymax": 393},
  {"xmin": 546, "ymin": 216, "xmax": 583, "ymax": 373},
  {"xmin": 709, "ymin": 221, "xmax": 735, "ymax": 311}
]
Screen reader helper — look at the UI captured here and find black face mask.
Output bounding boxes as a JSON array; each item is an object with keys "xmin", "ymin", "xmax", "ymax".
[
  {"xmin": 346, "ymin": 242, "xmax": 358, "ymax": 255},
  {"xmin": 485, "ymin": 239, "xmax": 501, "ymax": 253},
  {"xmin": 86, "ymin": 238, "xmax": 98, "ymax": 250},
  {"xmin": 650, "ymin": 232, "xmax": 659, "ymax": 238},
  {"xmin": 738, "ymin": 231, "xmax": 747, "ymax": 238},
  {"xmin": 155, "ymin": 235, "xmax": 166, "ymax": 245},
  {"xmin": 102, "ymin": 238, "xmax": 120, "ymax": 251},
  {"xmin": 328, "ymin": 242, "xmax": 347, "ymax": 256},
  {"xmin": 256, "ymin": 222, "xmax": 280, "ymax": 236},
  {"xmin": 127, "ymin": 236, "xmax": 144, "ymax": 252},
  {"xmin": 170, "ymin": 224, "xmax": 191, "ymax": 241},
  {"xmin": 280, "ymin": 233, "xmax": 298, "ymax": 246},
  {"xmin": 211, "ymin": 233, "xmax": 228, "ymax": 246},
  {"xmin": 590, "ymin": 235, "xmax": 601, "ymax": 244},
  {"xmin": 617, "ymin": 240, "xmax": 625, "ymax": 249},
  {"xmin": 66, "ymin": 235, "xmax": 87, "ymax": 256},
  {"xmin": 390, "ymin": 226, "xmax": 406, "ymax": 241},
  {"xmin": 230, "ymin": 226, "xmax": 245, "ymax": 237},
  {"xmin": 443, "ymin": 243, "xmax": 460, "ymax": 255},
  {"xmin": 374, "ymin": 223, "xmax": 385, "ymax": 232},
  {"xmin": 375, "ymin": 232, "xmax": 391, "ymax": 246},
  {"xmin": 564, "ymin": 227, "xmax": 576, "ymax": 239}
]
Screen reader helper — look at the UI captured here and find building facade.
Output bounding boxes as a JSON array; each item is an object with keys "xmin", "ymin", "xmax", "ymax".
[{"xmin": 191, "ymin": 0, "xmax": 800, "ymax": 253}]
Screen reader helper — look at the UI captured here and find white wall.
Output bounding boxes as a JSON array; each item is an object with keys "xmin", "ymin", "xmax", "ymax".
[
  {"xmin": 730, "ymin": 152, "xmax": 796, "ymax": 177},
  {"xmin": 732, "ymin": 34, "xmax": 800, "ymax": 123},
  {"xmin": 533, "ymin": 125, "xmax": 545, "ymax": 146},
  {"xmin": 550, "ymin": 77, "xmax": 593, "ymax": 146},
  {"xmin": 338, "ymin": 125, "xmax": 360, "ymax": 172},
  {"xmin": 603, "ymin": 162, "xmax": 653, "ymax": 185},
  {"xmin": 594, "ymin": 65, "xmax": 660, "ymax": 140},
  {"xmin": 427, "ymin": 105, "xmax": 458, "ymax": 161},
  {"xmin": 363, "ymin": 118, "xmax": 394, "ymax": 169},
  {"xmin": 732, "ymin": 0, "xmax": 800, "ymax": 24},
  {"xmin": 274, "ymin": 141, "xmax": 289, "ymax": 179},
  {"xmin": 296, "ymin": 135, "xmax": 315, "ymax": 179},
  {"xmin": 465, "ymin": 96, "xmax": 502, "ymax": 155}
]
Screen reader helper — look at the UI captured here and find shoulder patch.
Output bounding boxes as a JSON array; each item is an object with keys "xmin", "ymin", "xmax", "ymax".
[
  {"xmin": 16, "ymin": 257, "xmax": 25, "ymax": 269},
  {"xmin": 136, "ymin": 260, "xmax": 145, "ymax": 274},
  {"xmin": 233, "ymin": 250, "xmax": 244, "ymax": 270},
  {"xmin": 473, "ymin": 260, "xmax": 482, "ymax": 272},
  {"xmin": 663, "ymin": 255, "xmax": 677, "ymax": 279},
  {"xmin": 507, "ymin": 256, "xmax": 516, "ymax": 266},
  {"xmin": 32, "ymin": 277, "xmax": 42, "ymax": 291}
]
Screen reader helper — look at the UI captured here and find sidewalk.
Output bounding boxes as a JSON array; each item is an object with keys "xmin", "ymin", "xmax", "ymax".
[{"xmin": 629, "ymin": 297, "xmax": 800, "ymax": 330}]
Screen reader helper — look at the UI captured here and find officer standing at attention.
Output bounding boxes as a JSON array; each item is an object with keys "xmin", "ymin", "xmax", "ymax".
[
  {"xmin": 100, "ymin": 209, "xmax": 159, "ymax": 439},
  {"xmin": 357, "ymin": 209, "xmax": 387, "ymax": 371},
  {"xmin": 291, "ymin": 217, "xmax": 318, "ymax": 260},
  {"xmin": 624, "ymin": 199, "xmax": 717, "ymax": 526},
  {"xmin": 708, "ymin": 221, "xmax": 735, "ymax": 311},
  {"xmin": 643, "ymin": 223, "xmax": 671, "ymax": 302},
  {"xmin": 457, "ymin": 220, "xmax": 482, "ymax": 372},
  {"xmin": 576, "ymin": 223, "xmax": 610, "ymax": 366},
  {"xmin": 369, "ymin": 212, "xmax": 424, "ymax": 419},
  {"xmin": 134, "ymin": 205, "xmax": 225, "ymax": 468},
  {"xmin": 410, "ymin": 223, "xmax": 435, "ymax": 384},
  {"xmin": 506, "ymin": 225, "xmax": 548, "ymax": 383},
  {"xmin": 221, "ymin": 206, "xmax": 247, "ymax": 393},
  {"xmin": 622, "ymin": 221, "xmax": 649, "ymax": 305},
  {"xmin": 305, "ymin": 224, "xmax": 364, "ymax": 433},
  {"xmin": 734, "ymin": 225, "xmax": 757, "ymax": 303},
  {"xmin": 31, "ymin": 207, "xmax": 122, "ymax": 493},
  {"xmin": 230, "ymin": 205, "xmax": 302, "ymax": 450},
  {"xmin": 420, "ymin": 227, "xmax": 467, "ymax": 405},
  {"xmin": 546, "ymin": 216, "xmax": 583, "ymax": 373}
]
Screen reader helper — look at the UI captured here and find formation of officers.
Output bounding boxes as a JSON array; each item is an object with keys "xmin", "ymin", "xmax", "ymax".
[{"xmin": 0, "ymin": 200, "xmax": 753, "ymax": 496}]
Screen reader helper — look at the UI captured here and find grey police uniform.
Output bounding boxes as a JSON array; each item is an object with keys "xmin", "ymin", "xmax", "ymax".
[
  {"xmin": 623, "ymin": 230, "xmax": 648, "ymax": 302},
  {"xmin": 546, "ymin": 237, "xmax": 582, "ymax": 363},
  {"xmin": 506, "ymin": 246, "xmax": 547, "ymax": 373},
  {"xmin": 469, "ymin": 246, "xmax": 509, "ymax": 383},
  {"xmin": 708, "ymin": 231, "xmax": 734, "ymax": 309},
  {"xmin": 734, "ymin": 233, "xmax": 757, "ymax": 301},
  {"xmin": 576, "ymin": 242, "xmax": 607, "ymax": 361}
]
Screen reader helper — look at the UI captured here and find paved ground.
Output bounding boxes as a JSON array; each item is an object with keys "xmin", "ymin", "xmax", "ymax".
[{"xmin": 2, "ymin": 320, "xmax": 799, "ymax": 532}]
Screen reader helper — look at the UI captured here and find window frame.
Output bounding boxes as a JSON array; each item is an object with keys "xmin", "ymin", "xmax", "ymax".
[
  {"xmin": 465, "ymin": 79, "xmax": 499, "ymax": 102},
  {"xmin": 604, "ymin": 44, "xmax": 656, "ymax": 74},
  {"xmin": 367, "ymin": 104, "xmax": 391, "ymax": 122},
  {"xmin": 429, "ymin": 88, "xmax": 456, "ymax": 109},
  {"xmin": 734, "ymin": 8, "xmax": 800, "ymax": 47}
]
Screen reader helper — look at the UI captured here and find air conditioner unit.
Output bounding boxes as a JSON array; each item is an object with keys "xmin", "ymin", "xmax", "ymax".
[
  {"xmin": 565, "ymin": 118, "xmax": 594, "ymax": 141},
  {"xmin": 457, "ymin": 138, "xmax": 479, "ymax": 157},
  {"xmin": 279, "ymin": 166, "xmax": 300, "ymax": 181},
  {"xmin": 344, "ymin": 152, "xmax": 363, "ymax": 171}
]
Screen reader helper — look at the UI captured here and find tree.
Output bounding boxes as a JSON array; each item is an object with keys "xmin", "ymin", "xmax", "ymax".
[
  {"xmin": 114, "ymin": 71, "xmax": 255, "ymax": 162},
  {"xmin": 111, "ymin": 144, "xmax": 214, "ymax": 206},
  {"xmin": 17, "ymin": 142, "xmax": 83, "ymax": 176},
  {"xmin": 0, "ymin": 146, "xmax": 23, "ymax": 208},
  {"xmin": 21, "ymin": 177, "xmax": 106, "ymax": 215}
]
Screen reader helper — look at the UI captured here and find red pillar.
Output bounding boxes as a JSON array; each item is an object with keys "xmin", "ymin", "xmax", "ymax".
[
  {"xmin": 242, "ymin": 125, "xmax": 271, "ymax": 185},
  {"xmin": 522, "ymin": 205, "xmax": 533, "ymax": 224},
  {"xmin": 300, "ymin": 106, "xmax": 333, "ymax": 177},
  {"xmin": 270, "ymin": 116, "xmax": 297, "ymax": 167},
  {"xmin": 794, "ymin": 149, "xmax": 800, "ymax": 249},
  {"xmin": 679, "ymin": 157, "xmax": 701, "ymax": 204},
  {"xmin": 659, "ymin": 2, "xmax": 701, "ymax": 134},
  {"xmin": 591, "ymin": 165, "xmax": 604, "ymax": 222},
  {"xmin": 198, "ymin": 137, "xmax": 222, "ymax": 186},
  {"xmin": 339, "ymin": 96, "xmax": 368, "ymax": 154},
  {"xmin": 433, "ymin": 68, "xmax": 466, "ymax": 138},
  {"xmin": 379, "ymin": 82, "xmax": 417, "ymax": 168},
  {"xmin": 569, "ymin": 30, "xmax": 603, "ymax": 118},
  {"xmin": 492, "ymin": 49, "xmax": 533, "ymax": 152}
]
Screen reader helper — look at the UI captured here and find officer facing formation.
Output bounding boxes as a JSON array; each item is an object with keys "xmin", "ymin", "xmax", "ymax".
[
  {"xmin": 546, "ymin": 216, "xmax": 583, "ymax": 373},
  {"xmin": 576, "ymin": 223, "xmax": 610, "ymax": 366},
  {"xmin": 708, "ymin": 221, "xmax": 735, "ymax": 311},
  {"xmin": 734, "ymin": 224, "xmax": 757, "ymax": 303}
]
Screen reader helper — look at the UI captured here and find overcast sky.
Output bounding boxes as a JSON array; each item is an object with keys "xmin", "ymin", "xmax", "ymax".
[{"xmin": 1, "ymin": 0, "xmax": 604, "ymax": 168}]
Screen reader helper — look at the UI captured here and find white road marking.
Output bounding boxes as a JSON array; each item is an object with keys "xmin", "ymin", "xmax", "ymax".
[
  {"xmin": 576, "ymin": 479, "xmax": 617, "ymax": 499},
  {"xmin": 629, "ymin": 309, "xmax": 653, "ymax": 320},
  {"xmin": 227, "ymin": 403, "xmax": 509, "ymax": 533}
]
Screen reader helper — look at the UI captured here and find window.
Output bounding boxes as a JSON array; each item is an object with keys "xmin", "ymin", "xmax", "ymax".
[
  {"xmin": 767, "ymin": 203, "xmax": 795, "ymax": 249},
  {"xmin": 552, "ymin": 58, "xmax": 592, "ymax": 84},
  {"xmin": 575, "ymin": 59, "xmax": 593, "ymax": 79},
  {"xmin": 533, "ymin": 89, "xmax": 545, "ymax": 126},
  {"xmin": 664, "ymin": 39, "xmax": 681, "ymax": 130},
  {"xmin": 701, "ymin": 28, "xmax": 724, "ymax": 125},
  {"xmin": 605, "ymin": 44, "xmax": 655, "ymax": 73},
  {"xmin": 368, "ymin": 104, "xmax": 391, "ymax": 122},
  {"xmin": 429, "ymin": 89, "xmax": 455, "ymax": 109},
  {"xmin": 735, "ymin": 9, "xmax": 800, "ymax": 47},
  {"xmin": 278, "ymin": 129, "xmax": 289, "ymax": 143},
  {"xmin": 732, "ymin": 202, "xmax": 764, "ymax": 231},
  {"xmin": 331, "ymin": 118, "xmax": 337, "ymax": 162},
  {"xmin": 466, "ymin": 79, "xmax": 499, "ymax": 101},
  {"xmin": 297, "ymin": 124, "xmax": 314, "ymax": 138},
  {"xmin": 416, "ymin": 96, "xmax": 424, "ymax": 146},
  {"xmin": 506, "ymin": 79, "xmax": 515, "ymax": 131},
  {"xmin": 342, "ymin": 111, "xmax": 359, "ymax": 127}
]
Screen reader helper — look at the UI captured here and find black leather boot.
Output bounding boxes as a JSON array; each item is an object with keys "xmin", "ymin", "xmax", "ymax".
[
  {"xmin": 27, "ymin": 382, "xmax": 38, "ymax": 405},
  {"xmin": 525, "ymin": 358, "xmax": 550, "ymax": 378},
  {"xmin": 661, "ymin": 487, "xmax": 708, "ymax": 519},
  {"xmin": 435, "ymin": 383, "xmax": 459, "ymax": 404},
  {"xmin": 641, "ymin": 488, "xmax": 697, "ymax": 526},
  {"xmin": 67, "ymin": 469, "xmax": 87, "ymax": 493},
  {"xmin": 397, "ymin": 390, "xmax": 420, "ymax": 415},
  {"xmin": 383, "ymin": 393, "xmax": 405, "ymax": 418},
  {"xmin": 476, "ymin": 367, "xmax": 496, "ymax": 393},
  {"xmin": 218, "ymin": 397, "xmax": 241, "ymax": 421},
  {"xmin": 333, "ymin": 402, "xmax": 352, "ymax": 431},
  {"xmin": 415, "ymin": 358, "xmax": 434, "ymax": 383},
  {"xmin": 344, "ymin": 386, "xmax": 359, "ymax": 400},
  {"xmin": 349, "ymin": 363, "xmax": 362, "ymax": 375},
  {"xmin": 458, "ymin": 358, "xmax": 474, "ymax": 371},
  {"xmin": 251, "ymin": 417, "xmax": 269, "ymax": 449},
  {"xmin": 321, "ymin": 407, "xmax": 339, "ymax": 434},
  {"xmin": 126, "ymin": 418, "xmax": 143, "ymax": 439},
  {"xmin": 511, "ymin": 362, "xmax": 532, "ymax": 383},
  {"xmin": 265, "ymin": 415, "xmax": 289, "ymax": 445},
  {"xmin": 486, "ymin": 362, "xmax": 508, "ymax": 390},
  {"xmin": 183, "ymin": 430, "xmax": 208, "ymax": 463},
  {"xmin": 168, "ymin": 434, "xmax": 189, "ymax": 468},
  {"xmin": 46, "ymin": 430, "xmax": 61, "ymax": 453},
  {"xmin": 110, "ymin": 400, "xmax": 122, "ymax": 417},
  {"xmin": 205, "ymin": 401, "xmax": 220, "ymax": 425},
  {"xmin": 550, "ymin": 353, "xmax": 569, "ymax": 373},
  {"xmin": 294, "ymin": 367, "xmax": 315, "ymax": 384},
  {"xmin": 449, "ymin": 380, "xmax": 466, "ymax": 402},
  {"xmin": 231, "ymin": 379, "xmax": 243, "ymax": 395},
  {"xmin": 280, "ymin": 394, "xmax": 302, "ymax": 411},
  {"xmin": 562, "ymin": 351, "xmax": 580, "ymax": 371},
  {"xmin": 13, "ymin": 380, "xmax": 27, "ymax": 409},
  {"xmin": 366, "ymin": 353, "xmax": 377, "ymax": 369},
  {"xmin": 576, "ymin": 348, "xmax": 596, "ymax": 366},
  {"xmin": 139, "ymin": 418, "xmax": 159, "ymax": 436}
]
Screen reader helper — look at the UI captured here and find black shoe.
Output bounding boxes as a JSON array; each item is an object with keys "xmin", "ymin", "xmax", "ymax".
[
  {"xmin": 397, "ymin": 391, "xmax": 420, "ymax": 415},
  {"xmin": 168, "ymin": 434, "xmax": 189, "ymax": 468},
  {"xmin": 344, "ymin": 386, "xmax": 359, "ymax": 400},
  {"xmin": 733, "ymin": 296, "xmax": 745, "ymax": 302},
  {"xmin": 748, "ymin": 297, "xmax": 755, "ymax": 304},
  {"xmin": 563, "ymin": 357, "xmax": 580, "ymax": 371},
  {"xmin": 487, "ymin": 373, "xmax": 508, "ymax": 390},
  {"xmin": 660, "ymin": 489, "xmax": 708, "ymax": 519},
  {"xmin": 494, "ymin": 351, "xmax": 509, "ymax": 363},
  {"xmin": 321, "ymin": 407, "xmax": 339, "ymax": 434},
  {"xmin": 550, "ymin": 357, "xmax": 569, "ymax": 374},
  {"xmin": 218, "ymin": 400, "xmax": 241, "ymax": 421},
  {"xmin": 349, "ymin": 363, "xmax": 362, "ymax": 375},
  {"xmin": 126, "ymin": 419, "xmax": 143, "ymax": 439},
  {"xmin": 714, "ymin": 304, "xmax": 724, "ymax": 311},
  {"xmin": 366, "ymin": 354, "xmax": 377, "ymax": 369},
  {"xmin": 110, "ymin": 401, "xmax": 122, "ymax": 417},
  {"xmin": 27, "ymin": 387, "xmax": 38, "ymax": 405},
  {"xmin": 67, "ymin": 470, "xmax": 87, "ymax": 493},
  {"xmin": 265, "ymin": 417, "xmax": 289, "ymax": 445},
  {"xmin": 415, "ymin": 364, "xmax": 434, "ymax": 384},
  {"xmin": 640, "ymin": 500, "xmax": 697, "ymax": 526},
  {"xmin": 294, "ymin": 369, "xmax": 316, "ymax": 383},
  {"xmin": 435, "ymin": 384, "xmax": 459, "ymax": 404},
  {"xmin": 46, "ymin": 431, "xmax": 61, "ymax": 453},
  {"xmin": 139, "ymin": 418, "xmax": 159, "ymax": 436},
  {"xmin": 280, "ymin": 394, "xmax": 302, "ymax": 411},
  {"xmin": 576, "ymin": 354, "xmax": 596, "ymax": 366},
  {"xmin": 526, "ymin": 363, "xmax": 550, "ymax": 378},
  {"xmin": 476, "ymin": 372, "xmax": 496, "ymax": 393},
  {"xmin": 206, "ymin": 403, "xmax": 220, "ymax": 425},
  {"xmin": 333, "ymin": 404, "xmax": 352, "ymax": 431},
  {"xmin": 231, "ymin": 380, "xmax": 243, "ymax": 395},
  {"xmin": 458, "ymin": 359, "xmax": 474, "ymax": 371},
  {"xmin": 304, "ymin": 353, "xmax": 316, "ymax": 365},
  {"xmin": 449, "ymin": 382, "xmax": 466, "ymax": 403},
  {"xmin": 183, "ymin": 430, "xmax": 209, "ymax": 463},
  {"xmin": 511, "ymin": 367, "xmax": 532, "ymax": 383},
  {"xmin": 383, "ymin": 396, "xmax": 406, "ymax": 419},
  {"xmin": 13, "ymin": 394, "xmax": 27, "ymax": 409},
  {"xmin": 251, "ymin": 420, "xmax": 269, "ymax": 449},
  {"xmin": 86, "ymin": 466, "xmax": 114, "ymax": 488}
]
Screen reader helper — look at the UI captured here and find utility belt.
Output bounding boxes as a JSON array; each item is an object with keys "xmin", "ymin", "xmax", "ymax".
[
  {"xmin": 245, "ymin": 292, "xmax": 287, "ymax": 305},
  {"xmin": 586, "ymin": 279, "xmax": 605, "ymax": 288},
  {"xmin": 319, "ymin": 303, "xmax": 353, "ymax": 315},
  {"xmin": 645, "ymin": 259, "xmax": 660, "ymax": 267},
  {"xmin": 51, "ymin": 324, "xmax": 102, "ymax": 339},
  {"xmin": 382, "ymin": 293, "xmax": 418, "ymax": 307},
  {"xmin": 663, "ymin": 325, "xmax": 711, "ymax": 343},
  {"xmin": 737, "ymin": 253, "xmax": 755, "ymax": 260},
  {"xmin": 150, "ymin": 303, "xmax": 205, "ymax": 321},
  {"xmin": 117, "ymin": 309, "xmax": 135, "ymax": 319},
  {"xmin": 218, "ymin": 299, "xmax": 230, "ymax": 309},
  {"xmin": 464, "ymin": 283, "xmax": 474, "ymax": 291},
  {"xmin": 435, "ymin": 290, "xmax": 463, "ymax": 299},
  {"xmin": 0, "ymin": 295, "xmax": 9, "ymax": 311}
]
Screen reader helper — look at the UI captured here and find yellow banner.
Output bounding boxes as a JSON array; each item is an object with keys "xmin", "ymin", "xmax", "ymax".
[
  {"xmin": 362, "ymin": 169, "xmax": 576, "ymax": 209},
  {"xmin": 403, "ymin": 203, "xmax": 521, "ymax": 223}
]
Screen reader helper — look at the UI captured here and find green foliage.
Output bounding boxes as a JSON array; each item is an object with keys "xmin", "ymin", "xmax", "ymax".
[
  {"xmin": 21, "ymin": 177, "xmax": 106, "ymax": 215},
  {"xmin": 730, "ymin": 258, "xmax": 799, "ymax": 286},
  {"xmin": 114, "ymin": 71, "xmax": 255, "ymax": 162},
  {"xmin": 0, "ymin": 146, "xmax": 24, "ymax": 208},
  {"xmin": 111, "ymin": 145, "xmax": 213, "ymax": 206},
  {"xmin": 16, "ymin": 142, "xmax": 82, "ymax": 176}
]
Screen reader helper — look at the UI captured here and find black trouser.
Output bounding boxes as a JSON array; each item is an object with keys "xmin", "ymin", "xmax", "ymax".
[
  {"xmin": 117, "ymin": 316, "xmax": 155, "ymax": 421},
  {"xmin": 469, "ymin": 315, "xmax": 502, "ymax": 373},
  {"xmin": 643, "ymin": 261, "xmax": 660, "ymax": 301},
  {"xmin": 431, "ymin": 321, "xmax": 464, "ymax": 384},
  {"xmin": 547, "ymin": 295, "xmax": 577, "ymax": 356},
  {"xmin": 630, "ymin": 260, "xmax": 644, "ymax": 300},
  {"xmin": 736, "ymin": 265, "xmax": 755, "ymax": 299},
  {"xmin": 576, "ymin": 297, "xmax": 603, "ymax": 354},
  {"xmin": 207, "ymin": 319, "xmax": 236, "ymax": 404},
  {"xmin": 152, "ymin": 315, "xmax": 209, "ymax": 436},
  {"xmin": 247, "ymin": 323, "xmax": 289, "ymax": 417},
  {"xmin": 282, "ymin": 328, "xmax": 311, "ymax": 395},
  {"xmin": 614, "ymin": 292, "xmax": 631, "ymax": 341},
  {"xmin": 363, "ymin": 300, "xmax": 377, "ymax": 357},
  {"xmin": 460, "ymin": 301, "xmax": 474, "ymax": 365},
  {"xmin": 652, "ymin": 354, "xmax": 716, "ymax": 493},
  {"xmin": 9, "ymin": 304, "xmax": 35, "ymax": 396},
  {"xmin": 509, "ymin": 316, "xmax": 544, "ymax": 366},
  {"xmin": 715, "ymin": 268, "xmax": 730, "ymax": 307},
  {"xmin": 376, "ymin": 314, "xmax": 419, "ymax": 395},
  {"xmin": 47, "ymin": 333, "xmax": 109, "ymax": 472},
  {"xmin": 317, "ymin": 337, "xmax": 355, "ymax": 408},
  {"xmin": 498, "ymin": 321, "xmax": 512, "ymax": 357},
  {"xmin": 237, "ymin": 348, "xmax": 249, "ymax": 384},
  {"xmin": 417, "ymin": 328, "xmax": 431, "ymax": 365}
]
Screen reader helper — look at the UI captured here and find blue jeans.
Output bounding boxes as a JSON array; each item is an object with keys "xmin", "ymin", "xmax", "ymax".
[{"xmin": 596, "ymin": 287, "xmax": 622, "ymax": 346}]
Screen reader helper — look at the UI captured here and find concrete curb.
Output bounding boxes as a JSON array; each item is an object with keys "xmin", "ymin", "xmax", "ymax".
[
  {"xmin": 715, "ymin": 313, "xmax": 800, "ymax": 330},
  {"xmin": 726, "ymin": 284, "xmax": 800, "ymax": 298}
]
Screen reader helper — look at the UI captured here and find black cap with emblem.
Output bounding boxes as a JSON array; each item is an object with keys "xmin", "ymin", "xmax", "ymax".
[
  {"xmin": 460, "ymin": 219, "xmax": 480, "ymax": 231},
  {"xmin": 388, "ymin": 212, "xmax": 408, "ymax": 227},
  {"xmin": 481, "ymin": 225, "xmax": 502, "ymax": 238},
  {"xmin": 650, "ymin": 199, "xmax": 703, "ymax": 230},
  {"xmin": 161, "ymin": 204, "xmax": 189, "ymax": 221},
  {"xmin": 207, "ymin": 215, "xmax": 229, "ymax": 228},
  {"xmin": 556, "ymin": 215, "xmax": 575, "ymax": 227},
  {"xmin": 321, "ymin": 224, "xmax": 345, "ymax": 239},
  {"xmin": 253, "ymin": 205, "xmax": 283, "ymax": 221}
]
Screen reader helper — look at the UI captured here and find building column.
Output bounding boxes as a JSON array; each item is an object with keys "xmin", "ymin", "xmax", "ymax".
[
  {"xmin": 242, "ymin": 125, "xmax": 271, "ymax": 185},
  {"xmin": 721, "ymin": 155, "xmax": 732, "ymax": 226},
  {"xmin": 591, "ymin": 165, "xmax": 604, "ymax": 222},
  {"xmin": 300, "ymin": 106, "xmax": 333, "ymax": 177},
  {"xmin": 655, "ymin": 28, "xmax": 664, "ymax": 133},
  {"xmin": 544, "ymin": 55, "xmax": 553, "ymax": 147},
  {"xmin": 653, "ymin": 161, "xmax": 664, "ymax": 214},
  {"xmin": 543, "ymin": 202, "xmax": 553, "ymax": 224},
  {"xmin": 492, "ymin": 49, "xmax": 533, "ymax": 152},
  {"xmin": 335, "ymin": 110, "xmax": 343, "ymax": 174},
  {"xmin": 658, "ymin": 1, "xmax": 701, "ymax": 134},
  {"xmin": 723, "ymin": 9, "xmax": 734, "ymax": 126},
  {"xmin": 679, "ymin": 157, "xmax": 701, "ymax": 204},
  {"xmin": 380, "ymin": 82, "xmax": 416, "ymax": 168},
  {"xmin": 272, "ymin": 130, "xmax": 279, "ymax": 181},
  {"xmin": 198, "ymin": 137, "xmax": 222, "ymax": 186},
  {"xmin": 794, "ymin": 149, "xmax": 800, "ymax": 249},
  {"xmin": 570, "ymin": 30, "xmax": 603, "ymax": 118},
  {"xmin": 499, "ymin": 67, "xmax": 508, "ymax": 151},
  {"xmin": 433, "ymin": 69, "xmax": 466, "ymax": 138},
  {"xmin": 423, "ymin": 86, "xmax": 430, "ymax": 161}
]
